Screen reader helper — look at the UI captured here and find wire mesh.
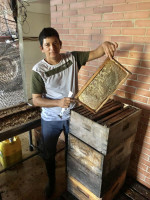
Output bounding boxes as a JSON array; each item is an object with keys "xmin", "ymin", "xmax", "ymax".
[
  {"xmin": 0, "ymin": 0, "xmax": 26, "ymax": 109},
  {"xmin": 0, "ymin": 1, "xmax": 16, "ymax": 37}
]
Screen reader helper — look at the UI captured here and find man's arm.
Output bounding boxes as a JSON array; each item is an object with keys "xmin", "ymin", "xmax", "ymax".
[
  {"xmin": 32, "ymin": 94, "xmax": 72, "ymax": 108},
  {"xmin": 88, "ymin": 41, "xmax": 118, "ymax": 61}
]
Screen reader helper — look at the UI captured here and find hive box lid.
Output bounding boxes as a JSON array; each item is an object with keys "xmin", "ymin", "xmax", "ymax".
[{"xmin": 75, "ymin": 58, "xmax": 131, "ymax": 113}]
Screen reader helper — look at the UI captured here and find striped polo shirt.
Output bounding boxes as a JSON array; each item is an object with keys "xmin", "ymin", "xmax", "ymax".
[{"xmin": 32, "ymin": 51, "xmax": 89, "ymax": 121}]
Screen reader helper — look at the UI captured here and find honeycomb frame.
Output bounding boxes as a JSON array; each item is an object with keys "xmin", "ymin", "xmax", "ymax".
[{"xmin": 75, "ymin": 58, "xmax": 131, "ymax": 113}]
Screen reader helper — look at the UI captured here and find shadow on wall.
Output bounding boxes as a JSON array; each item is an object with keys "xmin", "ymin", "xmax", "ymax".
[{"xmin": 113, "ymin": 44, "xmax": 149, "ymax": 182}]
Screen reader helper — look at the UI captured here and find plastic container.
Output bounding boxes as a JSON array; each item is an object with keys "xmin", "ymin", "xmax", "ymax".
[{"xmin": 0, "ymin": 136, "xmax": 22, "ymax": 168}]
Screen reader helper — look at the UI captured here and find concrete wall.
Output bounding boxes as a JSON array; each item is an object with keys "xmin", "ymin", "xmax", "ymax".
[{"xmin": 19, "ymin": 0, "xmax": 50, "ymax": 99}]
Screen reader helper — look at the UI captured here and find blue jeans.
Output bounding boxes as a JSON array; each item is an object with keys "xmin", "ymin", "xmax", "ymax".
[{"xmin": 39, "ymin": 119, "xmax": 69, "ymax": 160}]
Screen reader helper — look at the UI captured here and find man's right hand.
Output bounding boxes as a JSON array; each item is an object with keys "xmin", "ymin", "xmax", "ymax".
[{"xmin": 59, "ymin": 97, "xmax": 72, "ymax": 108}]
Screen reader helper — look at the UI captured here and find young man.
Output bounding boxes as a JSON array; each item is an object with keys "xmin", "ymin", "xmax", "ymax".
[{"xmin": 32, "ymin": 27, "xmax": 118, "ymax": 199}]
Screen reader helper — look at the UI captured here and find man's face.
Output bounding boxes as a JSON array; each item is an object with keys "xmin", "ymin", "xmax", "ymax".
[{"xmin": 41, "ymin": 36, "xmax": 62, "ymax": 60}]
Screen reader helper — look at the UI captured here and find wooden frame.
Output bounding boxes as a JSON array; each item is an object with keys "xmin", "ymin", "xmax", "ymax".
[{"xmin": 75, "ymin": 58, "xmax": 131, "ymax": 113}]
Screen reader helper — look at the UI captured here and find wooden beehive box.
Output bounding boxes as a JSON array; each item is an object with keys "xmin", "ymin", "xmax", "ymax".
[
  {"xmin": 68, "ymin": 170, "xmax": 126, "ymax": 200},
  {"xmin": 69, "ymin": 102, "xmax": 141, "ymax": 155},
  {"xmin": 67, "ymin": 134, "xmax": 134, "ymax": 198},
  {"xmin": 68, "ymin": 171, "xmax": 127, "ymax": 200},
  {"xmin": 75, "ymin": 58, "xmax": 131, "ymax": 113},
  {"xmin": 67, "ymin": 101, "xmax": 141, "ymax": 199}
]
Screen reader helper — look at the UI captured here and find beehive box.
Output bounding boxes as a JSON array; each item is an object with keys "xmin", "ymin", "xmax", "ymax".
[
  {"xmin": 75, "ymin": 58, "xmax": 131, "ymax": 113},
  {"xmin": 67, "ymin": 101, "xmax": 141, "ymax": 199},
  {"xmin": 67, "ymin": 134, "xmax": 134, "ymax": 198},
  {"xmin": 69, "ymin": 100, "xmax": 141, "ymax": 155},
  {"xmin": 68, "ymin": 171, "xmax": 127, "ymax": 200}
]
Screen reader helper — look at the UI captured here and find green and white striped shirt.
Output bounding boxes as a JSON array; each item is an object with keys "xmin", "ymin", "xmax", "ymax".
[{"xmin": 32, "ymin": 51, "xmax": 89, "ymax": 121}]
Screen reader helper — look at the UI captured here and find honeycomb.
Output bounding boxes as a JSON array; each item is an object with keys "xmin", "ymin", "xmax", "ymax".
[{"xmin": 77, "ymin": 59, "xmax": 130, "ymax": 112}]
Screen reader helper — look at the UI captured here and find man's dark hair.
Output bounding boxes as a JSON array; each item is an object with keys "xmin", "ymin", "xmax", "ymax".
[{"xmin": 39, "ymin": 27, "xmax": 60, "ymax": 47}]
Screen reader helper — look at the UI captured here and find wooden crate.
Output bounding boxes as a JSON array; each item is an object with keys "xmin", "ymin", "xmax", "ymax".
[
  {"xmin": 68, "ymin": 103, "xmax": 141, "ymax": 199},
  {"xmin": 68, "ymin": 170, "xmax": 127, "ymax": 200},
  {"xmin": 67, "ymin": 134, "xmax": 135, "ymax": 197},
  {"xmin": 69, "ymin": 105, "xmax": 141, "ymax": 155},
  {"xmin": 75, "ymin": 58, "xmax": 131, "ymax": 113}
]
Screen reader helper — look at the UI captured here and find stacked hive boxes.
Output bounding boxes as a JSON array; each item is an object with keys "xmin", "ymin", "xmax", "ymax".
[{"xmin": 67, "ymin": 102, "xmax": 141, "ymax": 200}]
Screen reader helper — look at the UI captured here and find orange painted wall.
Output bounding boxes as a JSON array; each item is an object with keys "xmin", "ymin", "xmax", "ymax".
[{"xmin": 50, "ymin": 0, "xmax": 150, "ymax": 188}]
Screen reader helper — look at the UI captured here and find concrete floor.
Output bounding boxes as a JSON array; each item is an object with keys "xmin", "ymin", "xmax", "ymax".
[
  {"xmin": 0, "ymin": 132, "xmax": 66, "ymax": 200},
  {"xmin": 1, "ymin": 133, "xmax": 149, "ymax": 200}
]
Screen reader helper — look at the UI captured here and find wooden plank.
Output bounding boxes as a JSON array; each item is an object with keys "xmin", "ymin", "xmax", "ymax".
[
  {"xmin": 67, "ymin": 135, "xmax": 133, "ymax": 197},
  {"xmin": 0, "ymin": 103, "xmax": 28, "ymax": 118},
  {"xmin": 107, "ymin": 109, "xmax": 141, "ymax": 153},
  {"xmin": 75, "ymin": 106, "xmax": 87, "ymax": 114},
  {"xmin": 89, "ymin": 99, "xmax": 118, "ymax": 114},
  {"xmin": 96, "ymin": 99, "xmax": 114, "ymax": 109},
  {"xmin": 124, "ymin": 188, "xmax": 148, "ymax": 200},
  {"xmin": 73, "ymin": 100, "xmax": 124, "ymax": 119},
  {"xmin": 103, "ymin": 134, "xmax": 135, "ymax": 176},
  {"xmin": 0, "ymin": 107, "xmax": 41, "ymax": 133},
  {"xmin": 68, "ymin": 155, "xmax": 129, "ymax": 198},
  {"xmin": 60, "ymin": 192, "xmax": 131, "ymax": 200},
  {"xmin": 70, "ymin": 111, "xmax": 109, "ymax": 155},
  {"xmin": 125, "ymin": 176, "xmax": 150, "ymax": 199},
  {"xmin": 57, "ymin": 191, "xmax": 78, "ymax": 200},
  {"xmin": 103, "ymin": 170, "xmax": 127, "ymax": 200},
  {"xmin": 91, "ymin": 103, "xmax": 123, "ymax": 121},
  {"xmin": 92, "ymin": 99, "xmax": 121, "ymax": 113},
  {"xmin": 105, "ymin": 107, "xmax": 136, "ymax": 126},
  {"xmin": 73, "ymin": 105, "xmax": 84, "ymax": 112},
  {"xmin": 68, "ymin": 155, "xmax": 102, "ymax": 197},
  {"xmin": 90, "ymin": 101, "xmax": 122, "ymax": 118},
  {"xmin": 80, "ymin": 109, "xmax": 92, "ymax": 117},
  {"xmin": 68, "ymin": 134, "xmax": 135, "ymax": 177},
  {"xmin": 70, "ymin": 108, "xmax": 141, "ymax": 155},
  {"xmin": 67, "ymin": 170, "xmax": 127, "ymax": 200},
  {"xmin": 97, "ymin": 107, "xmax": 125, "ymax": 124},
  {"xmin": 68, "ymin": 134, "xmax": 103, "ymax": 173},
  {"xmin": 101, "ymin": 156, "xmax": 130, "ymax": 197},
  {"xmin": 0, "ymin": 118, "xmax": 41, "ymax": 142},
  {"xmin": 114, "ymin": 194, "xmax": 131, "ymax": 200},
  {"xmin": 68, "ymin": 175, "xmax": 101, "ymax": 200},
  {"xmin": 65, "ymin": 174, "xmax": 149, "ymax": 200}
]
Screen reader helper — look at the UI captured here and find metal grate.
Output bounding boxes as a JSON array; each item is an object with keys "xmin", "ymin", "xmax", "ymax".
[
  {"xmin": 0, "ymin": 42, "xmax": 26, "ymax": 109},
  {"xmin": 0, "ymin": 0, "xmax": 26, "ymax": 109}
]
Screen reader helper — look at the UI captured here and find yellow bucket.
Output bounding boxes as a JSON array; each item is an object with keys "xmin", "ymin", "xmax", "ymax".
[{"xmin": 0, "ymin": 136, "xmax": 22, "ymax": 168}]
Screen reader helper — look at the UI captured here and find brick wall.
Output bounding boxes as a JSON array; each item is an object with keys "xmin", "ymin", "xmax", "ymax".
[{"xmin": 50, "ymin": 0, "xmax": 150, "ymax": 188}]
